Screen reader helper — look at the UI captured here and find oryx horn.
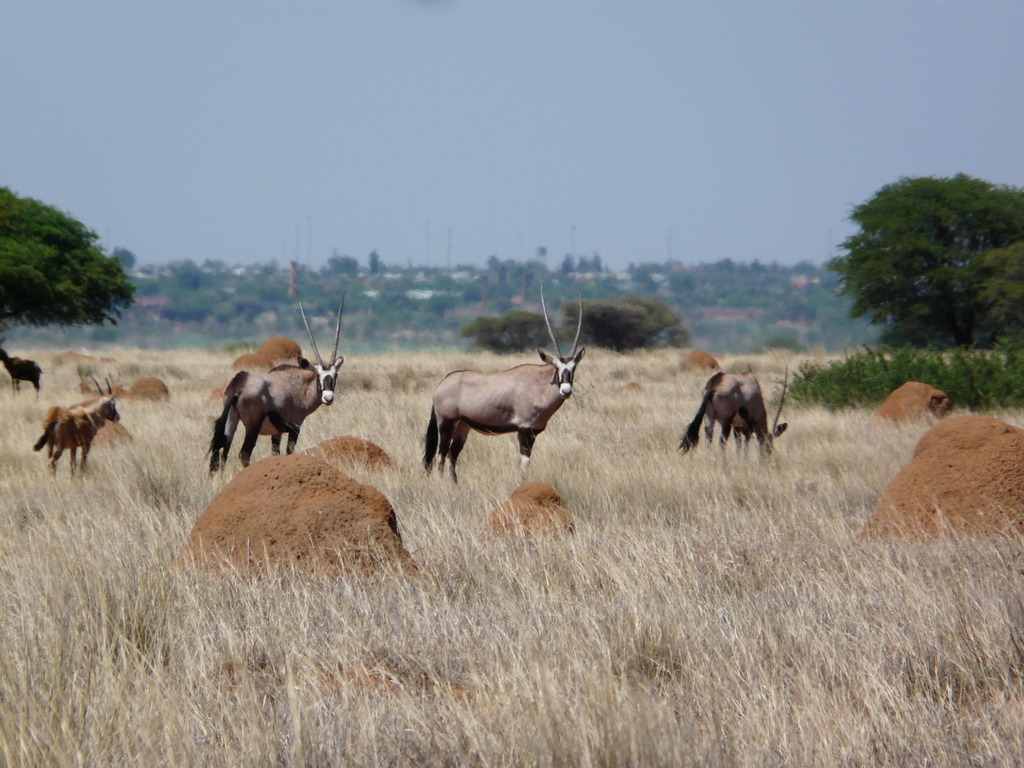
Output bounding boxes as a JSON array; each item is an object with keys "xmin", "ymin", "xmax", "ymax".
[
  {"xmin": 540, "ymin": 286, "xmax": 563, "ymax": 358},
  {"xmin": 569, "ymin": 294, "xmax": 583, "ymax": 357},
  {"xmin": 330, "ymin": 293, "xmax": 346, "ymax": 363},
  {"xmin": 296, "ymin": 291, "xmax": 325, "ymax": 367},
  {"xmin": 771, "ymin": 366, "xmax": 789, "ymax": 433},
  {"xmin": 540, "ymin": 288, "xmax": 584, "ymax": 359}
]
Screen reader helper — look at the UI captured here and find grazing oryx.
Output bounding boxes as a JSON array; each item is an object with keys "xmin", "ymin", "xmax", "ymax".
[
  {"xmin": 209, "ymin": 295, "xmax": 345, "ymax": 473},
  {"xmin": 0, "ymin": 341, "xmax": 42, "ymax": 394},
  {"xmin": 424, "ymin": 290, "xmax": 585, "ymax": 482},
  {"xmin": 32, "ymin": 396, "xmax": 120, "ymax": 476},
  {"xmin": 678, "ymin": 368, "xmax": 788, "ymax": 455}
]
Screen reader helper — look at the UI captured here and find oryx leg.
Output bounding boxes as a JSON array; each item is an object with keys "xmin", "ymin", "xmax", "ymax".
[
  {"xmin": 80, "ymin": 443, "xmax": 91, "ymax": 473},
  {"xmin": 448, "ymin": 422, "xmax": 471, "ymax": 483},
  {"xmin": 267, "ymin": 412, "xmax": 299, "ymax": 455},
  {"xmin": 436, "ymin": 418, "xmax": 457, "ymax": 474},
  {"xmin": 517, "ymin": 427, "xmax": 538, "ymax": 471},
  {"xmin": 754, "ymin": 423, "xmax": 773, "ymax": 456},
  {"xmin": 238, "ymin": 417, "xmax": 263, "ymax": 468},
  {"xmin": 703, "ymin": 412, "xmax": 715, "ymax": 446},
  {"xmin": 718, "ymin": 418, "xmax": 733, "ymax": 449},
  {"xmin": 69, "ymin": 446, "xmax": 79, "ymax": 477}
]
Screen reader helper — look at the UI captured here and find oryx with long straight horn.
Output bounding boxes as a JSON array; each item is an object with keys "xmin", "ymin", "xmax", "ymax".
[
  {"xmin": 209, "ymin": 293, "xmax": 346, "ymax": 473},
  {"xmin": 424, "ymin": 288, "xmax": 585, "ymax": 482},
  {"xmin": 678, "ymin": 367, "xmax": 788, "ymax": 455}
]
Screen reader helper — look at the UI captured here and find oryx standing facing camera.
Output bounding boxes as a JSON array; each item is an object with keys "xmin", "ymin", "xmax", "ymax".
[
  {"xmin": 424, "ymin": 290, "xmax": 585, "ymax": 482},
  {"xmin": 209, "ymin": 294, "xmax": 346, "ymax": 473}
]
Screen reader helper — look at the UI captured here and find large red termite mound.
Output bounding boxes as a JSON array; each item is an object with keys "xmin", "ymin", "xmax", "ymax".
[
  {"xmin": 305, "ymin": 436, "xmax": 395, "ymax": 472},
  {"xmin": 128, "ymin": 376, "xmax": 170, "ymax": 401},
  {"xmin": 870, "ymin": 381, "xmax": 953, "ymax": 426},
  {"xmin": 489, "ymin": 481, "xmax": 574, "ymax": 538},
  {"xmin": 683, "ymin": 350, "xmax": 721, "ymax": 372},
  {"xmin": 257, "ymin": 337, "xmax": 302, "ymax": 364},
  {"xmin": 864, "ymin": 415, "xmax": 1024, "ymax": 539},
  {"xmin": 230, "ymin": 353, "xmax": 273, "ymax": 372},
  {"xmin": 180, "ymin": 454, "xmax": 413, "ymax": 575}
]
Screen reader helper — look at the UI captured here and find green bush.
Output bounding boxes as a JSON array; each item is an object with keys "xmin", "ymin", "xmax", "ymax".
[
  {"xmin": 790, "ymin": 343, "xmax": 1024, "ymax": 411},
  {"xmin": 567, "ymin": 295, "xmax": 689, "ymax": 352},
  {"xmin": 460, "ymin": 310, "xmax": 549, "ymax": 353}
]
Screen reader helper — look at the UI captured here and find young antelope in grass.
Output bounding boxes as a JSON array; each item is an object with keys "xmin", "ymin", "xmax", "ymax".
[{"xmin": 32, "ymin": 396, "xmax": 120, "ymax": 476}]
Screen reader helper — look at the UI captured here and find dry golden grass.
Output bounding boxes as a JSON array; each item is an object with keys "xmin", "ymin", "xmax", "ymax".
[{"xmin": 1, "ymin": 346, "xmax": 1023, "ymax": 766}]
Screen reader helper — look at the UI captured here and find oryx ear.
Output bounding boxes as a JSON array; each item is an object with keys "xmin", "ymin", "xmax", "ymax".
[
  {"xmin": 297, "ymin": 357, "xmax": 311, "ymax": 370},
  {"xmin": 773, "ymin": 422, "xmax": 788, "ymax": 438},
  {"xmin": 573, "ymin": 347, "xmax": 586, "ymax": 363},
  {"xmin": 538, "ymin": 349, "xmax": 554, "ymax": 365},
  {"xmin": 334, "ymin": 355, "xmax": 344, "ymax": 370}
]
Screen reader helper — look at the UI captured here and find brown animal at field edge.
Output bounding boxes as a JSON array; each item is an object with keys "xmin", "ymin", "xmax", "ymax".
[
  {"xmin": 32, "ymin": 395, "xmax": 120, "ymax": 476},
  {"xmin": 0, "ymin": 341, "xmax": 42, "ymax": 394}
]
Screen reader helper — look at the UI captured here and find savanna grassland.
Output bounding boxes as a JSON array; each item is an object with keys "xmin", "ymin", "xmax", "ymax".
[{"xmin": 1, "ymin": 347, "xmax": 1023, "ymax": 767}]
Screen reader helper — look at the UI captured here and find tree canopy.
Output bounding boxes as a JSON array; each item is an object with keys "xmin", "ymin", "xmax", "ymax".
[
  {"xmin": 828, "ymin": 174, "xmax": 1024, "ymax": 347},
  {"xmin": 567, "ymin": 295, "xmax": 689, "ymax": 352},
  {"xmin": 0, "ymin": 188, "xmax": 134, "ymax": 328},
  {"xmin": 460, "ymin": 310, "xmax": 549, "ymax": 353}
]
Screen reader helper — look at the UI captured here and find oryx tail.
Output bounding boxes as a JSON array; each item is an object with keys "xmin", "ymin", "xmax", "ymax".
[
  {"xmin": 209, "ymin": 374, "xmax": 244, "ymax": 472},
  {"xmin": 423, "ymin": 406, "xmax": 439, "ymax": 471},
  {"xmin": 678, "ymin": 374, "xmax": 722, "ymax": 453}
]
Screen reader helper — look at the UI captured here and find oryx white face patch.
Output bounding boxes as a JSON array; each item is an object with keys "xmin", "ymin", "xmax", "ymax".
[{"xmin": 316, "ymin": 360, "xmax": 344, "ymax": 405}]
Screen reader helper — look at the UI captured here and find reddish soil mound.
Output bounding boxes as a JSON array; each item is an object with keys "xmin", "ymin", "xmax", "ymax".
[
  {"xmin": 92, "ymin": 420, "xmax": 134, "ymax": 447},
  {"xmin": 230, "ymin": 353, "xmax": 273, "ymax": 372},
  {"xmin": 128, "ymin": 377, "xmax": 170, "ymax": 400},
  {"xmin": 490, "ymin": 481, "xmax": 573, "ymax": 537},
  {"xmin": 180, "ymin": 454, "xmax": 413, "ymax": 575},
  {"xmin": 257, "ymin": 336, "xmax": 302, "ymax": 364},
  {"xmin": 305, "ymin": 436, "xmax": 395, "ymax": 472},
  {"xmin": 622, "ymin": 382, "xmax": 645, "ymax": 393},
  {"xmin": 865, "ymin": 415, "xmax": 1024, "ymax": 539},
  {"xmin": 62, "ymin": 351, "xmax": 96, "ymax": 362},
  {"xmin": 79, "ymin": 381, "xmax": 128, "ymax": 397},
  {"xmin": 683, "ymin": 350, "xmax": 721, "ymax": 372},
  {"xmin": 871, "ymin": 381, "xmax": 953, "ymax": 425},
  {"xmin": 511, "ymin": 481, "xmax": 564, "ymax": 506}
]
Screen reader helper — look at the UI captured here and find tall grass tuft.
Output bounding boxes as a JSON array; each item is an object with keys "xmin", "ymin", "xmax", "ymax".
[{"xmin": 790, "ymin": 343, "xmax": 1024, "ymax": 410}]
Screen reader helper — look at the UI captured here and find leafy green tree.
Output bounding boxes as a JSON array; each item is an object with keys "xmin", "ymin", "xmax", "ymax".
[
  {"xmin": 568, "ymin": 294, "xmax": 689, "ymax": 352},
  {"xmin": 460, "ymin": 310, "xmax": 548, "ymax": 353},
  {"xmin": 0, "ymin": 187, "xmax": 134, "ymax": 328},
  {"xmin": 324, "ymin": 252, "xmax": 359, "ymax": 277},
  {"xmin": 980, "ymin": 242, "xmax": 1024, "ymax": 337},
  {"xmin": 829, "ymin": 174, "xmax": 1024, "ymax": 347}
]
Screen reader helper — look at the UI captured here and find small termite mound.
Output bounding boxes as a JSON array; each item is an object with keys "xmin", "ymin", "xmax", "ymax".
[
  {"xmin": 489, "ymin": 481, "xmax": 574, "ymax": 538},
  {"xmin": 304, "ymin": 436, "xmax": 395, "ymax": 473},
  {"xmin": 870, "ymin": 381, "xmax": 952, "ymax": 426},
  {"xmin": 683, "ymin": 349, "xmax": 721, "ymax": 372}
]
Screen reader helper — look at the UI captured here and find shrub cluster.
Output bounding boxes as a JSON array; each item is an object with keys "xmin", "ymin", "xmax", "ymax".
[{"xmin": 791, "ymin": 344, "xmax": 1024, "ymax": 411}]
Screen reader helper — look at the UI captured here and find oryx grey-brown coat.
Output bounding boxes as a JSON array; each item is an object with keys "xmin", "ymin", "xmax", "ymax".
[
  {"xmin": 209, "ymin": 294, "xmax": 345, "ymax": 473},
  {"xmin": 678, "ymin": 370, "xmax": 788, "ymax": 455},
  {"xmin": 424, "ymin": 289, "xmax": 585, "ymax": 482}
]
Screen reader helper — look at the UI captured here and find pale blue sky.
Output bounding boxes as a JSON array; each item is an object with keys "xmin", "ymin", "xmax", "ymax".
[{"xmin": 2, "ymin": 1, "xmax": 1022, "ymax": 270}]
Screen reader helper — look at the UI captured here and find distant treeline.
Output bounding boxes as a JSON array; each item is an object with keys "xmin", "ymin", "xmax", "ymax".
[{"xmin": 13, "ymin": 253, "xmax": 877, "ymax": 352}]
